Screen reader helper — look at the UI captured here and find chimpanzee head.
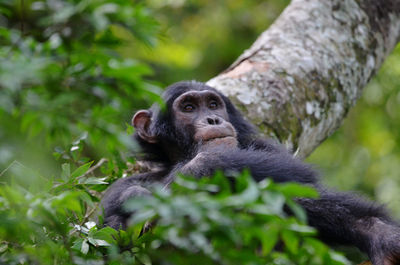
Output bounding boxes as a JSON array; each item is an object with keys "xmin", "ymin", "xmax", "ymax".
[{"xmin": 132, "ymin": 81, "xmax": 256, "ymax": 164}]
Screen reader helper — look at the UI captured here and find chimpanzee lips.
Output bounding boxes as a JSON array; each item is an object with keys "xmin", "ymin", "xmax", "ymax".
[{"xmin": 194, "ymin": 125, "xmax": 237, "ymax": 142}]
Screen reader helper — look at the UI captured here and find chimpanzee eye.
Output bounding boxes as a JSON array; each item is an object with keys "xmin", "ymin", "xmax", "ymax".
[
  {"xmin": 183, "ymin": 104, "xmax": 195, "ymax": 112},
  {"xmin": 209, "ymin": 101, "xmax": 218, "ymax": 109}
]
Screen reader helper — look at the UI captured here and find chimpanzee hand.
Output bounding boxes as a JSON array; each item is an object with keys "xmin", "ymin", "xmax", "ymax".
[
  {"xmin": 358, "ymin": 218, "xmax": 400, "ymax": 265},
  {"xmin": 173, "ymin": 137, "xmax": 239, "ymax": 180}
]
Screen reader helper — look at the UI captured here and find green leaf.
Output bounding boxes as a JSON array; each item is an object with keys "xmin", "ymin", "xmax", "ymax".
[
  {"xmin": 61, "ymin": 163, "xmax": 70, "ymax": 181},
  {"xmin": 91, "ymin": 227, "xmax": 118, "ymax": 245},
  {"xmin": 260, "ymin": 226, "xmax": 279, "ymax": 255},
  {"xmin": 70, "ymin": 161, "xmax": 94, "ymax": 179},
  {"xmin": 225, "ymin": 175, "xmax": 259, "ymax": 206},
  {"xmin": 288, "ymin": 223, "xmax": 316, "ymax": 235},
  {"xmin": 79, "ymin": 177, "xmax": 108, "ymax": 185},
  {"xmin": 328, "ymin": 252, "xmax": 351, "ymax": 265},
  {"xmin": 81, "ymin": 239, "xmax": 89, "ymax": 254},
  {"xmin": 128, "ymin": 209, "xmax": 156, "ymax": 225},
  {"xmin": 282, "ymin": 230, "xmax": 299, "ymax": 254},
  {"xmin": 72, "ymin": 238, "xmax": 84, "ymax": 252},
  {"xmin": 51, "ymin": 191, "xmax": 83, "ymax": 215},
  {"xmin": 286, "ymin": 199, "xmax": 307, "ymax": 223},
  {"xmin": 262, "ymin": 191, "xmax": 286, "ymax": 215},
  {"xmin": 88, "ymin": 237, "xmax": 110, "ymax": 247},
  {"xmin": 276, "ymin": 182, "xmax": 319, "ymax": 198}
]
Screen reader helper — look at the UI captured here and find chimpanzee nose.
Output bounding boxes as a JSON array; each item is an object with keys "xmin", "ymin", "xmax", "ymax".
[{"xmin": 207, "ymin": 117, "xmax": 221, "ymax": 125}]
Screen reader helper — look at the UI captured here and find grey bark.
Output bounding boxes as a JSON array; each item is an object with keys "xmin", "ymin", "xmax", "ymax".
[{"xmin": 207, "ymin": 0, "xmax": 400, "ymax": 158}]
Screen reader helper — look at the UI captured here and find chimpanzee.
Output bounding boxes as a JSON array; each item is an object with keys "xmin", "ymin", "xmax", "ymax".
[{"xmin": 101, "ymin": 81, "xmax": 400, "ymax": 265}]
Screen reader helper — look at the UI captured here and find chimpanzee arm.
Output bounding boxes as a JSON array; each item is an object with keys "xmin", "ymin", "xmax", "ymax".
[
  {"xmin": 101, "ymin": 171, "xmax": 167, "ymax": 229},
  {"xmin": 167, "ymin": 145, "xmax": 317, "ymax": 184}
]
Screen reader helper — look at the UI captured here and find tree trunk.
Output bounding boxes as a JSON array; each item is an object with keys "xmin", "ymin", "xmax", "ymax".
[{"xmin": 208, "ymin": 0, "xmax": 400, "ymax": 159}]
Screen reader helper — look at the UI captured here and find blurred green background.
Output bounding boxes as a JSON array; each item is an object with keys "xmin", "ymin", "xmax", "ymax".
[{"xmin": 1, "ymin": 0, "xmax": 399, "ymax": 217}]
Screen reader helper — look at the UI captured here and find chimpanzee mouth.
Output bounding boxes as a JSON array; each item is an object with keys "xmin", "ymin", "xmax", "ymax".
[
  {"xmin": 198, "ymin": 128, "xmax": 236, "ymax": 141},
  {"xmin": 194, "ymin": 124, "xmax": 237, "ymax": 142},
  {"xmin": 204, "ymin": 135, "xmax": 235, "ymax": 142}
]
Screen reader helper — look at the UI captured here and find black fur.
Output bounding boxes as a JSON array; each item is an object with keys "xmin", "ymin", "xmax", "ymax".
[{"xmin": 101, "ymin": 81, "xmax": 400, "ymax": 264}]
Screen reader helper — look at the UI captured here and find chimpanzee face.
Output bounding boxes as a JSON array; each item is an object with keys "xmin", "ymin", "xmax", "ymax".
[
  {"xmin": 132, "ymin": 81, "xmax": 247, "ymax": 162},
  {"xmin": 171, "ymin": 90, "xmax": 237, "ymax": 143}
]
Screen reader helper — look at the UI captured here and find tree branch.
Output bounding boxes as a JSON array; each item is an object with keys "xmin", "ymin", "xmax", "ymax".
[{"xmin": 208, "ymin": 0, "xmax": 400, "ymax": 158}]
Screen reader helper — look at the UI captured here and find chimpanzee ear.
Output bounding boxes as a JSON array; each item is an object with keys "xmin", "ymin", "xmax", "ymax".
[{"xmin": 132, "ymin": 110, "xmax": 158, "ymax": 143}]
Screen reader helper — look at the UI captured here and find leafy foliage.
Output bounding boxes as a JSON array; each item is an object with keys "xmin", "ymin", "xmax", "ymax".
[
  {"xmin": 0, "ymin": 0, "xmax": 161, "ymax": 173},
  {"xmin": 123, "ymin": 172, "xmax": 349, "ymax": 265},
  {"xmin": 0, "ymin": 149, "xmax": 350, "ymax": 264}
]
